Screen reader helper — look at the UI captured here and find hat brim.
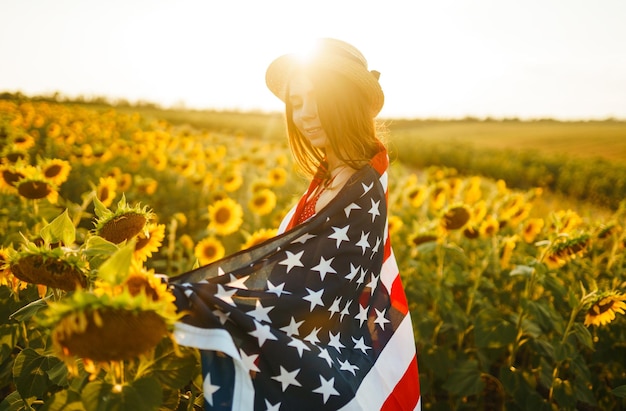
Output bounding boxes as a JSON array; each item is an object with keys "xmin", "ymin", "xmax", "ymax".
[{"xmin": 265, "ymin": 53, "xmax": 384, "ymax": 116}]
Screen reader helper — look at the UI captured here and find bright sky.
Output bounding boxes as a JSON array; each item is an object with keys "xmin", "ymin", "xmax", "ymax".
[{"xmin": 1, "ymin": 0, "xmax": 625, "ymax": 120}]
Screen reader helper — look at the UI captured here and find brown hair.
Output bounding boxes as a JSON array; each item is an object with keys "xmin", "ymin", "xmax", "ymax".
[{"xmin": 285, "ymin": 68, "xmax": 385, "ymax": 177}]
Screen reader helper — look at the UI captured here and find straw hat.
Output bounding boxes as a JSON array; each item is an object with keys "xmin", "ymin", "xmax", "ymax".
[{"xmin": 265, "ymin": 38, "xmax": 384, "ymax": 116}]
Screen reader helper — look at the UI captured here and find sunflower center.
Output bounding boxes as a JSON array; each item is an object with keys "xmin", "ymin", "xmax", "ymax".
[
  {"xmin": 214, "ymin": 208, "xmax": 232, "ymax": 224},
  {"xmin": 3, "ymin": 170, "xmax": 24, "ymax": 187},
  {"xmin": 18, "ymin": 180, "xmax": 53, "ymax": 199},
  {"xmin": 99, "ymin": 213, "xmax": 147, "ymax": 244},
  {"xmin": 44, "ymin": 164, "xmax": 63, "ymax": 178}
]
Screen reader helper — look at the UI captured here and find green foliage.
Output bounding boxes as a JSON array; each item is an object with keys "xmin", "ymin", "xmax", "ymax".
[{"xmin": 1, "ymin": 98, "xmax": 626, "ymax": 410}]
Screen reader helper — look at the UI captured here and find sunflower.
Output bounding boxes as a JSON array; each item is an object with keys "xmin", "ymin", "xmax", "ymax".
[
  {"xmin": 179, "ymin": 234, "xmax": 195, "ymax": 251},
  {"xmin": 116, "ymin": 172, "xmax": 133, "ymax": 192},
  {"xmin": 12, "ymin": 132, "xmax": 35, "ymax": 150},
  {"xmin": 248, "ymin": 188, "xmax": 277, "ymax": 216},
  {"xmin": 41, "ymin": 267, "xmax": 178, "ymax": 365},
  {"xmin": 545, "ymin": 234, "xmax": 589, "ymax": 269},
  {"xmin": 429, "ymin": 183, "xmax": 448, "ymax": 211},
  {"xmin": 207, "ymin": 197, "xmax": 244, "ymax": 236},
  {"xmin": 222, "ymin": 169, "xmax": 243, "ymax": 192},
  {"xmin": 479, "ymin": 215, "xmax": 500, "ymax": 237},
  {"xmin": 500, "ymin": 235, "xmax": 518, "ymax": 269},
  {"xmin": 447, "ymin": 177, "xmax": 463, "ymax": 198},
  {"xmin": 0, "ymin": 247, "xmax": 23, "ymax": 293},
  {"xmin": 441, "ymin": 204, "xmax": 471, "ymax": 231},
  {"xmin": 268, "ymin": 167, "xmax": 288, "ymax": 187},
  {"xmin": 195, "ymin": 236, "xmax": 226, "ymax": 265},
  {"xmin": 16, "ymin": 175, "xmax": 59, "ymax": 203},
  {"xmin": 463, "ymin": 225, "xmax": 480, "ymax": 239},
  {"xmin": 7, "ymin": 243, "xmax": 88, "ymax": 291},
  {"xmin": 39, "ymin": 158, "xmax": 71, "ymax": 186},
  {"xmin": 134, "ymin": 175, "xmax": 158, "ymax": 196},
  {"xmin": 522, "ymin": 218, "xmax": 545, "ymax": 244},
  {"xmin": 46, "ymin": 122, "xmax": 62, "ymax": 138},
  {"xmin": 408, "ymin": 229, "xmax": 440, "ymax": 247},
  {"xmin": 94, "ymin": 196, "xmax": 155, "ymax": 245},
  {"xmin": 240, "ymin": 228, "xmax": 278, "ymax": 250},
  {"xmin": 584, "ymin": 292, "xmax": 626, "ymax": 327},
  {"xmin": 464, "ymin": 177, "xmax": 483, "ymax": 205},
  {"xmin": 95, "ymin": 176, "xmax": 118, "ymax": 207},
  {"xmin": 404, "ymin": 184, "xmax": 427, "ymax": 208},
  {"xmin": 133, "ymin": 223, "xmax": 165, "ymax": 262},
  {"xmin": 149, "ymin": 151, "xmax": 168, "ymax": 171},
  {"xmin": 0, "ymin": 164, "xmax": 25, "ymax": 192},
  {"xmin": 551, "ymin": 209, "xmax": 583, "ymax": 234},
  {"xmin": 387, "ymin": 215, "xmax": 404, "ymax": 236}
]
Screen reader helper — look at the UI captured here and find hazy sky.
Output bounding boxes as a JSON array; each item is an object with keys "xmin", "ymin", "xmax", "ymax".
[{"xmin": 1, "ymin": 0, "xmax": 625, "ymax": 119}]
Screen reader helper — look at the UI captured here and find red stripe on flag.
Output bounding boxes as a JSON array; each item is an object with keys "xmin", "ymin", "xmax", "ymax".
[
  {"xmin": 381, "ymin": 353, "xmax": 420, "ymax": 411},
  {"xmin": 390, "ymin": 275, "xmax": 409, "ymax": 315}
]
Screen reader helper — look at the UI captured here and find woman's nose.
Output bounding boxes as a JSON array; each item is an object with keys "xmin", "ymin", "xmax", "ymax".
[{"xmin": 301, "ymin": 99, "xmax": 317, "ymax": 119}]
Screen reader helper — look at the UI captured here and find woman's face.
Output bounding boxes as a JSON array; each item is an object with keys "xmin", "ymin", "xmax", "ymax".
[{"xmin": 288, "ymin": 73, "xmax": 329, "ymax": 149}]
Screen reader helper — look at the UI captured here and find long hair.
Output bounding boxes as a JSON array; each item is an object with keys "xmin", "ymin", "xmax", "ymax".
[{"xmin": 285, "ymin": 68, "xmax": 385, "ymax": 178}]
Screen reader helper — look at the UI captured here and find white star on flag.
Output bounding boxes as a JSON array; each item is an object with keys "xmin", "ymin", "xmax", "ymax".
[
  {"xmin": 318, "ymin": 347, "xmax": 334, "ymax": 367},
  {"xmin": 249, "ymin": 320, "xmax": 278, "ymax": 347},
  {"xmin": 356, "ymin": 267, "xmax": 367, "ymax": 285},
  {"xmin": 303, "ymin": 288, "xmax": 325, "ymax": 311},
  {"xmin": 239, "ymin": 349, "xmax": 260, "ymax": 373},
  {"xmin": 345, "ymin": 263, "xmax": 360, "ymax": 281},
  {"xmin": 339, "ymin": 299, "xmax": 352, "ymax": 322},
  {"xmin": 366, "ymin": 273, "xmax": 380, "ymax": 296},
  {"xmin": 339, "ymin": 359, "xmax": 360, "ymax": 376},
  {"xmin": 203, "ymin": 372, "xmax": 220, "ymax": 406},
  {"xmin": 312, "ymin": 256, "xmax": 337, "ymax": 281},
  {"xmin": 247, "ymin": 299, "xmax": 274, "ymax": 324},
  {"xmin": 279, "ymin": 250, "xmax": 305, "ymax": 273},
  {"xmin": 304, "ymin": 327, "xmax": 321, "ymax": 345},
  {"xmin": 328, "ymin": 297, "xmax": 342, "ymax": 318},
  {"xmin": 226, "ymin": 274, "xmax": 249, "ymax": 289},
  {"xmin": 361, "ymin": 181, "xmax": 373, "ymax": 196},
  {"xmin": 355, "ymin": 304, "xmax": 368, "ymax": 327},
  {"xmin": 356, "ymin": 231, "xmax": 370, "ymax": 255},
  {"xmin": 313, "ymin": 376, "xmax": 340, "ymax": 404},
  {"xmin": 368, "ymin": 198, "xmax": 381, "ymax": 222},
  {"xmin": 264, "ymin": 399, "xmax": 281, "ymax": 411},
  {"xmin": 287, "ymin": 337, "xmax": 310, "ymax": 357},
  {"xmin": 215, "ymin": 284, "xmax": 237, "ymax": 306},
  {"xmin": 374, "ymin": 308, "xmax": 391, "ymax": 329},
  {"xmin": 328, "ymin": 225, "xmax": 350, "ymax": 248},
  {"xmin": 266, "ymin": 280, "xmax": 291, "ymax": 297},
  {"xmin": 352, "ymin": 336, "xmax": 371, "ymax": 354},
  {"xmin": 371, "ymin": 236, "xmax": 381, "ymax": 257},
  {"xmin": 328, "ymin": 331, "xmax": 345, "ymax": 352},
  {"xmin": 271, "ymin": 366, "xmax": 302, "ymax": 392},
  {"xmin": 212, "ymin": 309, "xmax": 230, "ymax": 325},
  {"xmin": 344, "ymin": 202, "xmax": 361, "ymax": 218},
  {"xmin": 293, "ymin": 233, "xmax": 316, "ymax": 244},
  {"xmin": 280, "ymin": 317, "xmax": 304, "ymax": 337}
]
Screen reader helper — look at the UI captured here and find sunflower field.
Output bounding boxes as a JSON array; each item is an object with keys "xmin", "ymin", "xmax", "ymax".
[{"xmin": 0, "ymin": 99, "xmax": 625, "ymax": 410}]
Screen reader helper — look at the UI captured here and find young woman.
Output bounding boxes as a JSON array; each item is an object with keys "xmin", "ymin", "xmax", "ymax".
[{"xmin": 170, "ymin": 38, "xmax": 421, "ymax": 411}]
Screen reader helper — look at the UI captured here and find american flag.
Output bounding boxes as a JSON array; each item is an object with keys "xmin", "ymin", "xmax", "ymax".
[{"xmin": 169, "ymin": 149, "xmax": 421, "ymax": 410}]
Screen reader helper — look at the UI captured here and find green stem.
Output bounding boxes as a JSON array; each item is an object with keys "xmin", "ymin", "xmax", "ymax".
[{"xmin": 548, "ymin": 303, "xmax": 582, "ymax": 402}]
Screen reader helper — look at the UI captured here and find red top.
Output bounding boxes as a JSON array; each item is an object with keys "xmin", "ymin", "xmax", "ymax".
[{"xmin": 287, "ymin": 144, "xmax": 388, "ymax": 230}]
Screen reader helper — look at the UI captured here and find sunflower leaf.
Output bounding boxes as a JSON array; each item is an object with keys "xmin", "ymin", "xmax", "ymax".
[
  {"xmin": 92, "ymin": 194, "xmax": 108, "ymax": 219},
  {"xmin": 13, "ymin": 348, "xmax": 63, "ymax": 399},
  {"xmin": 612, "ymin": 385, "xmax": 626, "ymax": 398},
  {"xmin": 81, "ymin": 378, "xmax": 162, "ymax": 411},
  {"xmin": 40, "ymin": 209, "xmax": 75, "ymax": 246},
  {"xmin": 96, "ymin": 241, "xmax": 134, "ymax": 285}
]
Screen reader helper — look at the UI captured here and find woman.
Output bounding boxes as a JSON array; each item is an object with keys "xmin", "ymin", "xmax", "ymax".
[{"xmin": 170, "ymin": 38, "xmax": 421, "ymax": 411}]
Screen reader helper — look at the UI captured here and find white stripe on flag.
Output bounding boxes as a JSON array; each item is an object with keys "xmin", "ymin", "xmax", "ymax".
[
  {"xmin": 339, "ymin": 313, "xmax": 417, "ymax": 410},
  {"xmin": 174, "ymin": 322, "xmax": 255, "ymax": 410}
]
